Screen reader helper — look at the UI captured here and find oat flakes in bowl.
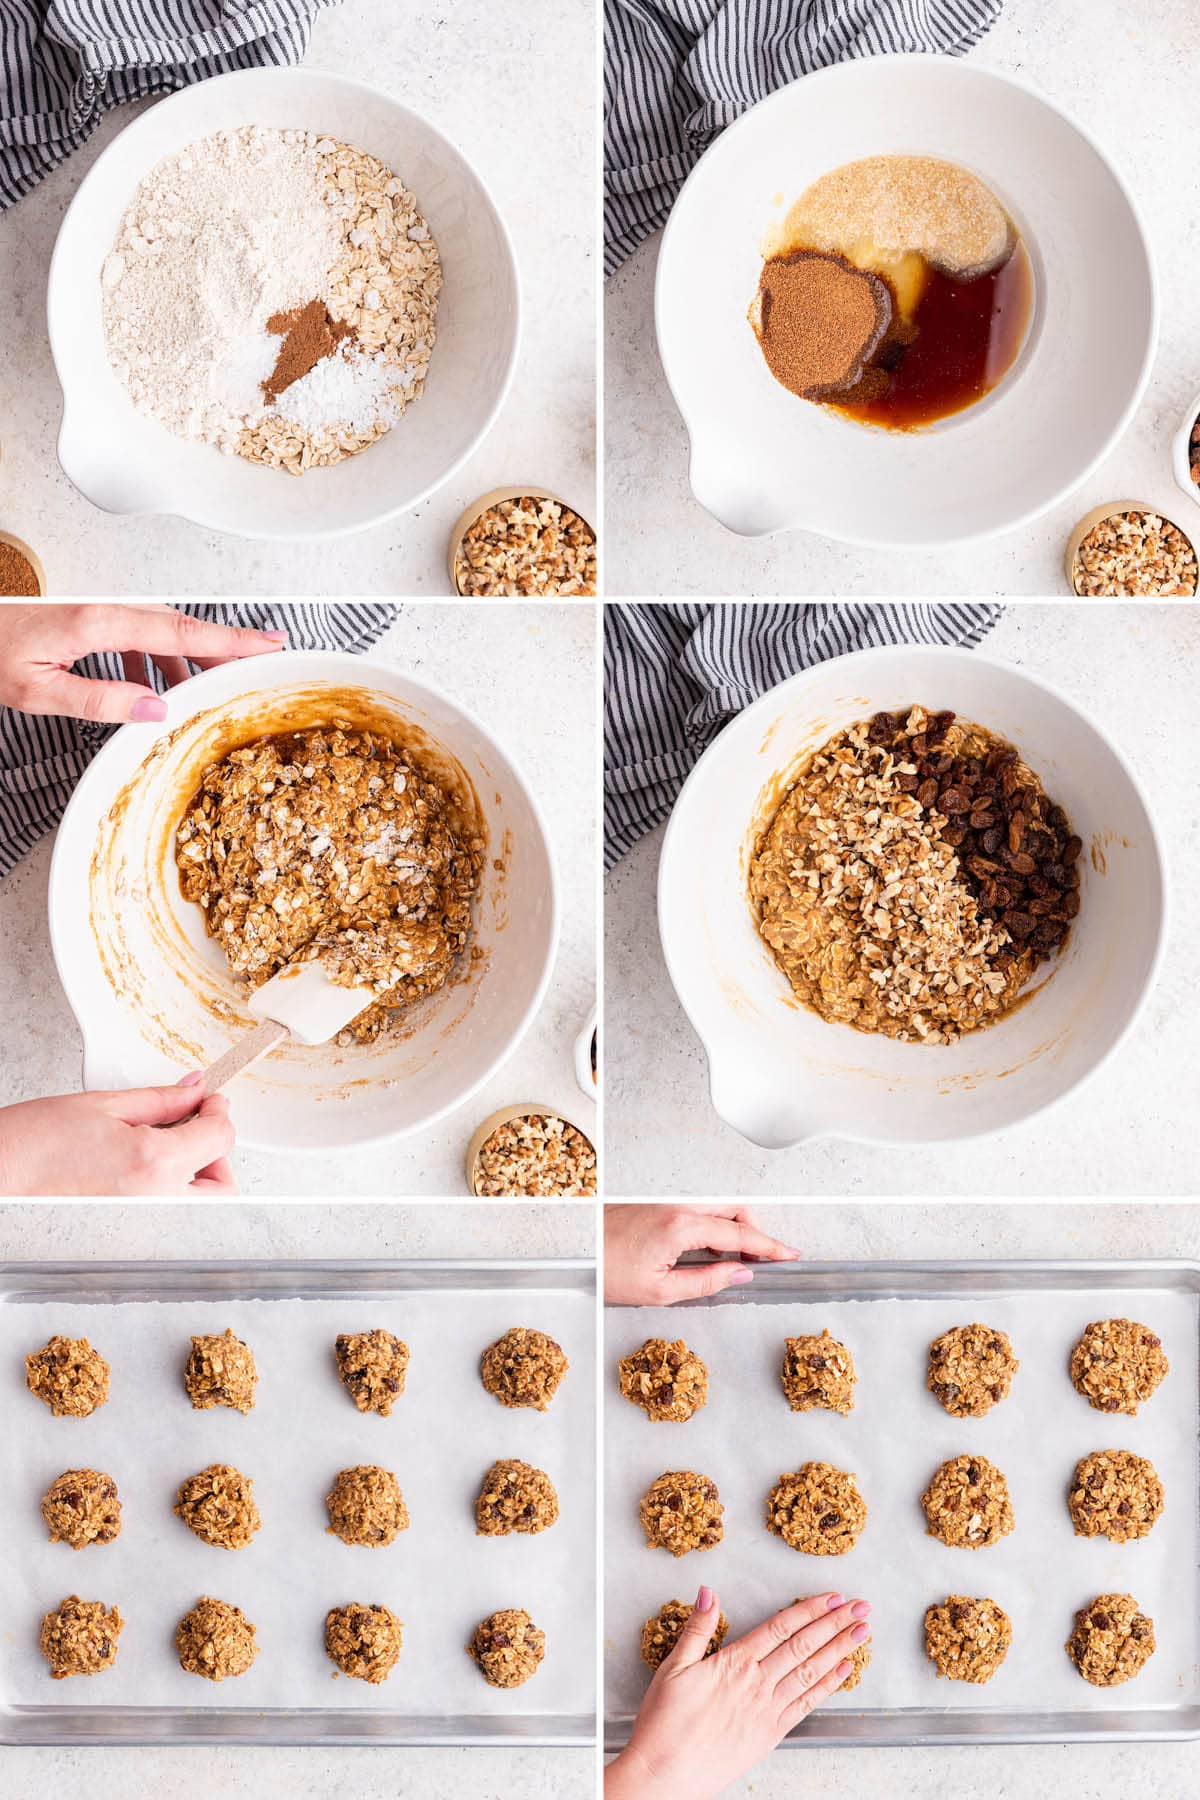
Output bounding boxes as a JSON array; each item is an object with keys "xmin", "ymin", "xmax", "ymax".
[{"xmin": 468, "ymin": 1104, "xmax": 597, "ymax": 1197}]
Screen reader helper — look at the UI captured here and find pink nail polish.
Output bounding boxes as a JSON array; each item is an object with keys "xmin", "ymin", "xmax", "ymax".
[
  {"xmin": 825, "ymin": 1594, "xmax": 845, "ymax": 1611},
  {"xmin": 130, "ymin": 696, "xmax": 167, "ymax": 722},
  {"xmin": 726, "ymin": 1266, "xmax": 753, "ymax": 1285},
  {"xmin": 696, "ymin": 1587, "xmax": 714, "ymax": 1613},
  {"xmin": 851, "ymin": 1623, "xmax": 870, "ymax": 1644},
  {"xmin": 851, "ymin": 1601, "xmax": 871, "ymax": 1619},
  {"xmin": 837, "ymin": 1659, "xmax": 852, "ymax": 1678},
  {"xmin": 176, "ymin": 1072, "xmax": 203, "ymax": 1087},
  {"xmin": 263, "ymin": 629, "xmax": 288, "ymax": 641}
]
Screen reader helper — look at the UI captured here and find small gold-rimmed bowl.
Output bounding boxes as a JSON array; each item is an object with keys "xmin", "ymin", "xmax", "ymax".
[
  {"xmin": 447, "ymin": 486, "xmax": 597, "ymax": 596},
  {"xmin": 466, "ymin": 1100, "xmax": 597, "ymax": 1196},
  {"xmin": 0, "ymin": 530, "xmax": 47, "ymax": 596},
  {"xmin": 1065, "ymin": 499, "xmax": 1198, "ymax": 597}
]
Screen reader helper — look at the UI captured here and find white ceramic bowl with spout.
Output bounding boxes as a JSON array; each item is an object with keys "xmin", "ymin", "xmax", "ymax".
[
  {"xmin": 48, "ymin": 651, "xmax": 557, "ymax": 1153},
  {"xmin": 656, "ymin": 55, "xmax": 1155, "ymax": 546},
  {"xmin": 657, "ymin": 646, "xmax": 1165, "ymax": 1148},
  {"xmin": 47, "ymin": 68, "xmax": 519, "ymax": 539}
]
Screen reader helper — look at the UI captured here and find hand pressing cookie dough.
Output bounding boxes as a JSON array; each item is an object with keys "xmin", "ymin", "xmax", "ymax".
[
  {"xmin": 781, "ymin": 1330, "xmax": 856, "ymax": 1415},
  {"xmin": 41, "ymin": 1469, "xmax": 122, "ymax": 1548},
  {"xmin": 475, "ymin": 1458, "xmax": 559, "ymax": 1536},
  {"xmin": 926, "ymin": 1323, "xmax": 1018, "ymax": 1417},
  {"xmin": 175, "ymin": 1464, "xmax": 262, "ymax": 1550},
  {"xmin": 326, "ymin": 1602, "xmax": 404, "ymax": 1684},
  {"xmin": 924, "ymin": 1595, "xmax": 1012, "ymax": 1683},
  {"xmin": 640, "ymin": 1471, "xmax": 724, "ymax": 1556},
  {"xmin": 788, "ymin": 1598, "xmax": 869, "ymax": 1689},
  {"xmin": 641, "ymin": 1599, "xmax": 728, "ymax": 1669},
  {"xmin": 176, "ymin": 1596, "xmax": 258, "ymax": 1681},
  {"xmin": 26, "ymin": 1335, "xmax": 110, "ymax": 1417},
  {"xmin": 183, "ymin": 1329, "xmax": 257, "ymax": 1414},
  {"xmin": 921, "ymin": 1455, "xmax": 1014, "ymax": 1549},
  {"xmin": 39, "ymin": 1596, "xmax": 123, "ymax": 1678},
  {"xmin": 335, "ymin": 1329, "xmax": 410, "ymax": 1415},
  {"xmin": 619, "ymin": 1337, "xmax": 708, "ymax": 1423},
  {"xmin": 766, "ymin": 1463, "xmax": 867, "ymax": 1555},
  {"xmin": 326, "ymin": 1465, "xmax": 410, "ymax": 1546},
  {"xmin": 1068, "ymin": 1450, "xmax": 1164, "ymax": 1542},
  {"xmin": 467, "ymin": 1607, "xmax": 545, "ymax": 1688},
  {"xmin": 1069, "ymin": 1319, "xmax": 1169, "ymax": 1415},
  {"xmin": 480, "ymin": 1326, "xmax": 568, "ymax": 1411},
  {"xmin": 1066, "ymin": 1593, "xmax": 1155, "ymax": 1687}
]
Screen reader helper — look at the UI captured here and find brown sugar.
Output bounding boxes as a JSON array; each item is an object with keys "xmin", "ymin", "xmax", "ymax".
[
  {"xmin": 262, "ymin": 298, "xmax": 353, "ymax": 403},
  {"xmin": 752, "ymin": 250, "xmax": 891, "ymax": 400},
  {"xmin": 0, "ymin": 540, "xmax": 41, "ymax": 596}
]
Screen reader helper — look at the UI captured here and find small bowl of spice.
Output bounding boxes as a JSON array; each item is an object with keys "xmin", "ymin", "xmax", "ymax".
[
  {"xmin": 449, "ymin": 487, "xmax": 597, "ymax": 596},
  {"xmin": 467, "ymin": 1103, "xmax": 597, "ymax": 1197},
  {"xmin": 0, "ymin": 531, "xmax": 46, "ymax": 597},
  {"xmin": 1066, "ymin": 501, "xmax": 1198, "ymax": 598}
]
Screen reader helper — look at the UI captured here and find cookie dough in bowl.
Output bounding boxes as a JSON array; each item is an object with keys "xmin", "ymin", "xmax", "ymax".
[{"xmin": 50, "ymin": 650, "xmax": 558, "ymax": 1154}]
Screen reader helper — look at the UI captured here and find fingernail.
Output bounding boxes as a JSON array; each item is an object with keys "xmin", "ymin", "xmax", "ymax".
[
  {"xmin": 696, "ymin": 1587, "xmax": 714, "ymax": 1613},
  {"xmin": 851, "ymin": 1601, "xmax": 871, "ymax": 1619},
  {"xmin": 176, "ymin": 1071, "xmax": 203, "ymax": 1087},
  {"xmin": 130, "ymin": 696, "xmax": 167, "ymax": 722},
  {"xmin": 825, "ymin": 1594, "xmax": 845, "ymax": 1611},
  {"xmin": 851, "ymin": 1623, "xmax": 870, "ymax": 1644},
  {"xmin": 837, "ymin": 1659, "xmax": 852, "ymax": 1678},
  {"xmin": 726, "ymin": 1266, "xmax": 754, "ymax": 1285},
  {"xmin": 262, "ymin": 629, "xmax": 288, "ymax": 642}
]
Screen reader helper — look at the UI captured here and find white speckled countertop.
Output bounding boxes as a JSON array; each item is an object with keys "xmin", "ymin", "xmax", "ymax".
[
  {"xmin": 0, "ymin": 1200, "xmax": 595, "ymax": 1797},
  {"xmin": 0, "ymin": 2, "xmax": 595, "ymax": 597},
  {"xmin": 0, "ymin": 604, "xmax": 597, "ymax": 1196},
  {"xmin": 606, "ymin": 603, "xmax": 1200, "ymax": 1196},
  {"xmin": 605, "ymin": 0, "xmax": 1200, "ymax": 596}
]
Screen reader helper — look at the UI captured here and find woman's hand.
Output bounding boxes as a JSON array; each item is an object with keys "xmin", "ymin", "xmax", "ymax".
[
  {"xmin": 0, "ymin": 1082, "xmax": 237, "ymax": 1195},
  {"xmin": 607, "ymin": 1589, "xmax": 871, "ymax": 1800},
  {"xmin": 604, "ymin": 1203, "xmax": 800, "ymax": 1305},
  {"xmin": 0, "ymin": 602, "xmax": 286, "ymax": 723}
]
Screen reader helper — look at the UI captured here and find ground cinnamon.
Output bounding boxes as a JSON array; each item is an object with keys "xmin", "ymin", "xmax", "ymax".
[
  {"xmin": 262, "ymin": 298, "xmax": 353, "ymax": 403},
  {"xmin": 753, "ymin": 249, "xmax": 890, "ymax": 399},
  {"xmin": 0, "ymin": 541, "xmax": 40, "ymax": 596}
]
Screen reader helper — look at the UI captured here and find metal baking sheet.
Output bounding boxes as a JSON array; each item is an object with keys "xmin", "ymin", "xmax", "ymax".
[
  {"xmin": 0, "ymin": 1258, "xmax": 595, "ymax": 1747},
  {"xmin": 605, "ymin": 1260, "xmax": 1200, "ymax": 1750}
]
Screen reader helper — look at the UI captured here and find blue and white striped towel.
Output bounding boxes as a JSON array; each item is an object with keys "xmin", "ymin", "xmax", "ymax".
[
  {"xmin": 604, "ymin": 600, "xmax": 1002, "ymax": 865},
  {"xmin": 605, "ymin": 0, "xmax": 1003, "ymax": 274},
  {"xmin": 0, "ymin": 0, "xmax": 340, "ymax": 209}
]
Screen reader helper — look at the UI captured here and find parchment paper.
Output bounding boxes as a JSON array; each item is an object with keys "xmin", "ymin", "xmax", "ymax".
[
  {"xmin": 606, "ymin": 1282, "xmax": 1198, "ymax": 1722},
  {"xmin": 1, "ymin": 1286, "xmax": 594, "ymax": 1716}
]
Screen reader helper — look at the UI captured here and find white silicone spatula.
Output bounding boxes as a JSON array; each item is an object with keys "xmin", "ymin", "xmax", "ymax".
[{"xmin": 199, "ymin": 960, "xmax": 377, "ymax": 1094}]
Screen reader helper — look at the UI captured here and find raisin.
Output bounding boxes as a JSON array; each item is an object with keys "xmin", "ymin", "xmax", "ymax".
[{"xmin": 819, "ymin": 1512, "xmax": 841, "ymax": 1531}]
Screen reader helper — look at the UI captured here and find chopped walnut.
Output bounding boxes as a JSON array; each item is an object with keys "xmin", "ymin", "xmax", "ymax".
[
  {"xmin": 455, "ymin": 496, "xmax": 597, "ymax": 597},
  {"xmin": 1072, "ymin": 509, "xmax": 1197, "ymax": 597},
  {"xmin": 474, "ymin": 1112, "xmax": 596, "ymax": 1197}
]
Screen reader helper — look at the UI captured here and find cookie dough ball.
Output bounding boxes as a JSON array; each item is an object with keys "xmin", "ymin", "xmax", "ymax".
[
  {"xmin": 639, "ymin": 1470, "xmax": 724, "ymax": 1556},
  {"xmin": 175, "ymin": 1464, "xmax": 262, "ymax": 1550},
  {"xmin": 927, "ymin": 1323, "xmax": 1018, "ymax": 1417},
  {"xmin": 325, "ymin": 1602, "xmax": 404, "ymax": 1684},
  {"xmin": 26, "ymin": 1336, "xmax": 110, "ymax": 1418},
  {"xmin": 781, "ymin": 1330, "xmax": 856, "ymax": 1415},
  {"xmin": 476, "ymin": 1458, "xmax": 559, "ymax": 1536},
  {"xmin": 335, "ymin": 1328, "xmax": 410, "ymax": 1416},
  {"xmin": 921, "ymin": 1455, "xmax": 1014, "ymax": 1549},
  {"xmin": 1068, "ymin": 1450, "xmax": 1164, "ymax": 1543},
  {"xmin": 41, "ymin": 1469, "xmax": 121, "ymax": 1549},
  {"xmin": 39, "ymin": 1596, "xmax": 123, "ymax": 1679},
  {"xmin": 184, "ymin": 1328, "xmax": 257, "ymax": 1414},
  {"xmin": 924, "ymin": 1595, "xmax": 1012, "ymax": 1683},
  {"xmin": 326, "ymin": 1465, "xmax": 410, "ymax": 1546},
  {"xmin": 766, "ymin": 1462, "xmax": 867, "ymax": 1555},
  {"xmin": 176, "ymin": 1595, "xmax": 258, "ymax": 1682},
  {"xmin": 640, "ymin": 1598, "xmax": 728, "ymax": 1669},
  {"xmin": 1066, "ymin": 1593, "xmax": 1155, "ymax": 1687},
  {"xmin": 1069, "ymin": 1319, "xmax": 1169, "ymax": 1416},
  {"xmin": 480, "ymin": 1327, "xmax": 568, "ymax": 1411},
  {"xmin": 619, "ymin": 1337, "xmax": 708, "ymax": 1423},
  {"xmin": 467, "ymin": 1607, "xmax": 545, "ymax": 1688}
]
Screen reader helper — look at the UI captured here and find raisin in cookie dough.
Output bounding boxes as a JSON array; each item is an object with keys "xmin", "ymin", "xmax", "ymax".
[
  {"xmin": 781, "ymin": 1330, "xmax": 856, "ymax": 1414},
  {"xmin": 467, "ymin": 1608, "xmax": 546, "ymax": 1688},
  {"xmin": 475, "ymin": 1458, "xmax": 559, "ymax": 1536},
  {"xmin": 927, "ymin": 1323, "xmax": 1018, "ymax": 1417},
  {"xmin": 26, "ymin": 1336, "xmax": 110, "ymax": 1417},
  {"xmin": 1068, "ymin": 1450, "xmax": 1164, "ymax": 1543},
  {"xmin": 175, "ymin": 1464, "xmax": 262, "ymax": 1549},
  {"xmin": 924, "ymin": 1595, "xmax": 1012, "ymax": 1683},
  {"xmin": 640, "ymin": 1599, "xmax": 728, "ymax": 1669},
  {"xmin": 921, "ymin": 1455, "xmax": 1014, "ymax": 1549},
  {"xmin": 177, "ymin": 1596, "xmax": 258, "ymax": 1681},
  {"xmin": 327, "ymin": 1464, "xmax": 410, "ymax": 1546},
  {"xmin": 335, "ymin": 1329, "xmax": 410, "ymax": 1416},
  {"xmin": 41, "ymin": 1469, "xmax": 122, "ymax": 1548},
  {"xmin": 184, "ymin": 1328, "xmax": 258, "ymax": 1413},
  {"xmin": 619, "ymin": 1337, "xmax": 708, "ymax": 1423},
  {"xmin": 640, "ymin": 1470, "xmax": 724, "ymax": 1556},
  {"xmin": 766, "ymin": 1462, "xmax": 867, "ymax": 1555},
  {"xmin": 1066, "ymin": 1593, "xmax": 1155, "ymax": 1687},
  {"xmin": 480, "ymin": 1327, "xmax": 568, "ymax": 1411},
  {"xmin": 39, "ymin": 1596, "xmax": 123, "ymax": 1679},
  {"xmin": 326, "ymin": 1602, "xmax": 404, "ymax": 1684},
  {"xmin": 1069, "ymin": 1319, "xmax": 1169, "ymax": 1416}
]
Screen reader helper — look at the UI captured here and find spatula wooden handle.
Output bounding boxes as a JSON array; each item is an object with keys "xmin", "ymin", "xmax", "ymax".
[{"xmin": 200, "ymin": 1019, "xmax": 290, "ymax": 1095}]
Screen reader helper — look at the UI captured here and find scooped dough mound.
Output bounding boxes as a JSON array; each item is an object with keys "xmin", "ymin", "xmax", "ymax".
[
  {"xmin": 480, "ymin": 1327, "xmax": 568, "ymax": 1411},
  {"xmin": 1066, "ymin": 1593, "xmax": 1155, "ymax": 1687},
  {"xmin": 781, "ymin": 1330, "xmax": 856, "ymax": 1414},
  {"xmin": 335, "ymin": 1328, "xmax": 410, "ymax": 1415},
  {"xmin": 839, "ymin": 1642, "xmax": 872, "ymax": 1690},
  {"xmin": 26, "ymin": 1336, "xmax": 110, "ymax": 1417},
  {"xmin": 1069, "ymin": 1319, "xmax": 1169, "ymax": 1415},
  {"xmin": 175, "ymin": 1464, "xmax": 262, "ymax": 1550},
  {"xmin": 927, "ymin": 1323, "xmax": 1018, "ymax": 1417},
  {"xmin": 41, "ymin": 1469, "xmax": 122, "ymax": 1548},
  {"xmin": 640, "ymin": 1470, "xmax": 724, "ymax": 1556},
  {"xmin": 924, "ymin": 1595, "xmax": 1012, "ymax": 1683},
  {"xmin": 619, "ymin": 1337, "xmax": 709, "ymax": 1423},
  {"xmin": 326, "ymin": 1464, "xmax": 410, "ymax": 1546},
  {"xmin": 1068, "ymin": 1451, "xmax": 1164, "ymax": 1543},
  {"xmin": 766, "ymin": 1462, "xmax": 867, "ymax": 1555},
  {"xmin": 467, "ymin": 1607, "xmax": 545, "ymax": 1688},
  {"xmin": 921, "ymin": 1455, "xmax": 1014, "ymax": 1549},
  {"xmin": 475, "ymin": 1458, "xmax": 559, "ymax": 1536},
  {"xmin": 640, "ymin": 1598, "xmax": 728, "ymax": 1669},
  {"xmin": 176, "ymin": 1595, "xmax": 258, "ymax": 1682},
  {"xmin": 184, "ymin": 1329, "xmax": 258, "ymax": 1413},
  {"xmin": 325, "ymin": 1602, "xmax": 404, "ymax": 1683},
  {"xmin": 39, "ymin": 1596, "xmax": 123, "ymax": 1678}
]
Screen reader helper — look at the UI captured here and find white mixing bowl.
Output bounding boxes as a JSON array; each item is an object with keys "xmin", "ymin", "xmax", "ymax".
[
  {"xmin": 49, "ymin": 652, "xmax": 557, "ymax": 1153},
  {"xmin": 656, "ymin": 55, "xmax": 1156, "ymax": 546},
  {"xmin": 48, "ymin": 68, "xmax": 519, "ymax": 539},
  {"xmin": 658, "ymin": 646, "xmax": 1165, "ymax": 1148}
]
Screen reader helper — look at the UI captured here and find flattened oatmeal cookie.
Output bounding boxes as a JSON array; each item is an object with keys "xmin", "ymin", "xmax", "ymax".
[
  {"xmin": 781, "ymin": 1330, "xmax": 856, "ymax": 1414},
  {"xmin": 1066, "ymin": 1593, "xmax": 1155, "ymax": 1687},
  {"xmin": 1069, "ymin": 1319, "xmax": 1169, "ymax": 1415},
  {"xmin": 183, "ymin": 1329, "xmax": 257, "ymax": 1414},
  {"xmin": 174, "ymin": 1464, "xmax": 261, "ymax": 1550},
  {"xmin": 335, "ymin": 1329, "xmax": 410, "ymax": 1415},
  {"xmin": 921, "ymin": 1455, "xmax": 1014, "ymax": 1549},
  {"xmin": 766, "ymin": 1462, "xmax": 867, "ymax": 1555},
  {"xmin": 640, "ymin": 1599, "xmax": 728, "ymax": 1669},
  {"xmin": 41, "ymin": 1469, "xmax": 121, "ymax": 1548},
  {"xmin": 475, "ymin": 1459, "xmax": 559, "ymax": 1536},
  {"xmin": 927, "ymin": 1322, "xmax": 1018, "ymax": 1417},
  {"xmin": 326, "ymin": 1465, "xmax": 409, "ymax": 1546},
  {"xmin": 1067, "ymin": 1450, "xmax": 1164, "ymax": 1543},
  {"xmin": 176, "ymin": 1596, "xmax": 257, "ymax": 1682},
  {"xmin": 326, "ymin": 1602, "xmax": 403, "ymax": 1683},
  {"xmin": 39, "ymin": 1596, "xmax": 123, "ymax": 1679},
  {"xmin": 838, "ymin": 1641, "xmax": 872, "ymax": 1691},
  {"xmin": 640, "ymin": 1470, "xmax": 724, "ymax": 1556},
  {"xmin": 480, "ymin": 1327, "xmax": 568, "ymax": 1411},
  {"xmin": 26, "ymin": 1336, "xmax": 110, "ymax": 1417},
  {"xmin": 924, "ymin": 1595, "xmax": 1012, "ymax": 1683},
  {"xmin": 467, "ymin": 1607, "xmax": 545, "ymax": 1688},
  {"xmin": 619, "ymin": 1337, "xmax": 709, "ymax": 1423}
]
